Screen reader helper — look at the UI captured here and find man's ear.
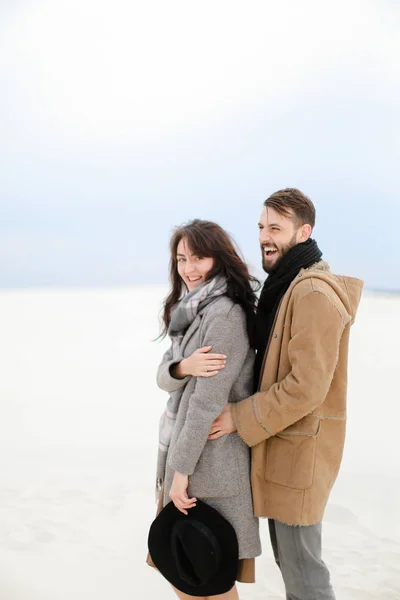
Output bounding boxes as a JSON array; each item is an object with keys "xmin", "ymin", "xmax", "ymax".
[{"xmin": 299, "ymin": 224, "xmax": 312, "ymax": 242}]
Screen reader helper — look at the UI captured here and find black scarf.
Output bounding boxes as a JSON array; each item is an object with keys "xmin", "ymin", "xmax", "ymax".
[{"xmin": 253, "ymin": 238, "xmax": 323, "ymax": 389}]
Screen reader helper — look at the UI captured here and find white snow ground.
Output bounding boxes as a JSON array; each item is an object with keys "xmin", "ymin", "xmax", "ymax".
[{"xmin": 0, "ymin": 286, "xmax": 399, "ymax": 600}]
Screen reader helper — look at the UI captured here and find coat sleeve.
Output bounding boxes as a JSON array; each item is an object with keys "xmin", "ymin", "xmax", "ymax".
[
  {"xmin": 167, "ymin": 305, "xmax": 250, "ymax": 476},
  {"xmin": 156, "ymin": 346, "xmax": 191, "ymax": 393},
  {"xmin": 232, "ymin": 290, "xmax": 349, "ymax": 447}
]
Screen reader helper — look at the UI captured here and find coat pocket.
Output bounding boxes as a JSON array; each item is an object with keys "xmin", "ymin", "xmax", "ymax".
[
  {"xmin": 264, "ymin": 415, "xmax": 321, "ymax": 490},
  {"xmin": 188, "ymin": 434, "xmax": 241, "ymax": 499}
]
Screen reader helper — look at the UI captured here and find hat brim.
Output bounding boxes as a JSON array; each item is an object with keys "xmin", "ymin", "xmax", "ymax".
[{"xmin": 148, "ymin": 499, "xmax": 239, "ymax": 597}]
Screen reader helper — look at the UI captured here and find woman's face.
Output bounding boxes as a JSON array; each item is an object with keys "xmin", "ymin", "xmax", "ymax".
[{"xmin": 176, "ymin": 238, "xmax": 215, "ymax": 292}]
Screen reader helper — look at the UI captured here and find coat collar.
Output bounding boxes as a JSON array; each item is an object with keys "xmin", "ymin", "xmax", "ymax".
[{"xmin": 302, "ymin": 260, "xmax": 331, "ymax": 274}]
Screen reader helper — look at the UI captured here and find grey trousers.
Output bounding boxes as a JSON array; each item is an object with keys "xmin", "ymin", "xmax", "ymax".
[{"xmin": 269, "ymin": 519, "xmax": 336, "ymax": 600}]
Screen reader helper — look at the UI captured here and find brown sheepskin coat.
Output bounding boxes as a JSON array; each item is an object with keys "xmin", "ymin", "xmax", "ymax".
[{"xmin": 232, "ymin": 261, "xmax": 363, "ymax": 525}]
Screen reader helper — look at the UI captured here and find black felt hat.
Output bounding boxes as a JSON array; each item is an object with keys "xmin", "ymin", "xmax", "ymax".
[{"xmin": 148, "ymin": 499, "xmax": 239, "ymax": 597}]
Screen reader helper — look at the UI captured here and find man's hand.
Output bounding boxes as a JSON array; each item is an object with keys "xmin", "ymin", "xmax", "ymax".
[
  {"xmin": 169, "ymin": 472, "xmax": 197, "ymax": 515},
  {"xmin": 208, "ymin": 404, "xmax": 236, "ymax": 440}
]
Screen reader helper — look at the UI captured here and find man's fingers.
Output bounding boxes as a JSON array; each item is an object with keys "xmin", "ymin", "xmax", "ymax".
[
  {"xmin": 209, "ymin": 426, "xmax": 221, "ymax": 434},
  {"xmin": 208, "ymin": 429, "xmax": 224, "ymax": 440},
  {"xmin": 208, "ymin": 426, "xmax": 223, "ymax": 438}
]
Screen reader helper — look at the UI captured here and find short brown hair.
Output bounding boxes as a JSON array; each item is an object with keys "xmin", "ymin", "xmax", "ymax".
[{"xmin": 264, "ymin": 188, "xmax": 316, "ymax": 229}]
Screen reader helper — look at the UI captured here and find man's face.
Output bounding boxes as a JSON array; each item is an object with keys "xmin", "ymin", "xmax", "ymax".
[{"xmin": 258, "ymin": 206, "xmax": 307, "ymax": 274}]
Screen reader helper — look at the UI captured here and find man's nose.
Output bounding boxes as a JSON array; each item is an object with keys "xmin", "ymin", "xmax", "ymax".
[{"xmin": 260, "ymin": 233, "xmax": 271, "ymax": 245}]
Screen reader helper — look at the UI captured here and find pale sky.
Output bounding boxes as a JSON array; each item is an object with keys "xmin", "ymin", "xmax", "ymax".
[{"xmin": 1, "ymin": 0, "xmax": 399, "ymax": 290}]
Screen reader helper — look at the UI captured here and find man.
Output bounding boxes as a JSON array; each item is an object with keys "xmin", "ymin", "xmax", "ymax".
[{"xmin": 208, "ymin": 188, "xmax": 363, "ymax": 599}]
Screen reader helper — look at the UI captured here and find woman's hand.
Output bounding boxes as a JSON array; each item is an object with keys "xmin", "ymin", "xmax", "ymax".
[
  {"xmin": 169, "ymin": 472, "xmax": 197, "ymax": 515},
  {"xmin": 172, "ymin": 346, "xmax": 227, "ymax": 379}
]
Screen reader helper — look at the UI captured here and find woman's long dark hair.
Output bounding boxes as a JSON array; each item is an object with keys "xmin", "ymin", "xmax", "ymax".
[{"xmin": 160, "ymin": 219, "xmax": 260, "ymax": 347}]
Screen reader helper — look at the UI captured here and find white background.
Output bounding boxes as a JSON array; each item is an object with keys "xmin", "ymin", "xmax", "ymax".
[{"xmin": 0, "ymin": 287, "xmax": 399, "ymax": 599}]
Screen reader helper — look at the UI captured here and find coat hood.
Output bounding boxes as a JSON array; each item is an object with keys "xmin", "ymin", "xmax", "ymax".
[{"xmin": 296, "ymin": 261, "xmax": 364, "ymax": 324}]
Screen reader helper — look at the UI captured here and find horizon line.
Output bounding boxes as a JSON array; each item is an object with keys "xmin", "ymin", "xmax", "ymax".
[{"xmin": 0, "ymin": 283, "xmax": 399, "ymax": 296}]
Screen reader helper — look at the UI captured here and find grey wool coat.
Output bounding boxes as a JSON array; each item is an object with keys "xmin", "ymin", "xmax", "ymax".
[{"xmin": 157, "ymin": 296, "xmax": 261, "ymax": 559}]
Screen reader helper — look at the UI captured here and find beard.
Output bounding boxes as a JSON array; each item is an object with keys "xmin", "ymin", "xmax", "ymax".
[{"xmin": 262, "ymin": 232, "xmax": 298, "ymax": 274}]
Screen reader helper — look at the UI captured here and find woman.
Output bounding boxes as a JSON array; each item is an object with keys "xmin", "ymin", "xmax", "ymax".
[{"xmin": 152, "ymin": 219, "xmax": 261, "ymax": 600}]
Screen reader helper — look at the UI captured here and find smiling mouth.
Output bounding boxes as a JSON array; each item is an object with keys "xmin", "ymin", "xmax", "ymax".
[
  {"xmin": 187, "ymin": 276, "xmax": 202, "ymax": 283},
  {"xmin": 263, "ymin": 246, "xmax": 278, "ymax": 259}
]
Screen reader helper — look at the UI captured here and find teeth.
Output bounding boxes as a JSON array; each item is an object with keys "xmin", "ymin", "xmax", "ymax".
[
  {"xmin": 188, "ymin": 277, "xmax": 201, "ymax": 281},
  {"xmin": 263, "ymin": 247, "xmax": 277, "ymax": 253}
]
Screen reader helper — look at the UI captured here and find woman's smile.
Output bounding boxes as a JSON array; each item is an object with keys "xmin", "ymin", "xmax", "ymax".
[{"xmin": 176, "ymin": 238, "xmax": 214, "ymax": 291}]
